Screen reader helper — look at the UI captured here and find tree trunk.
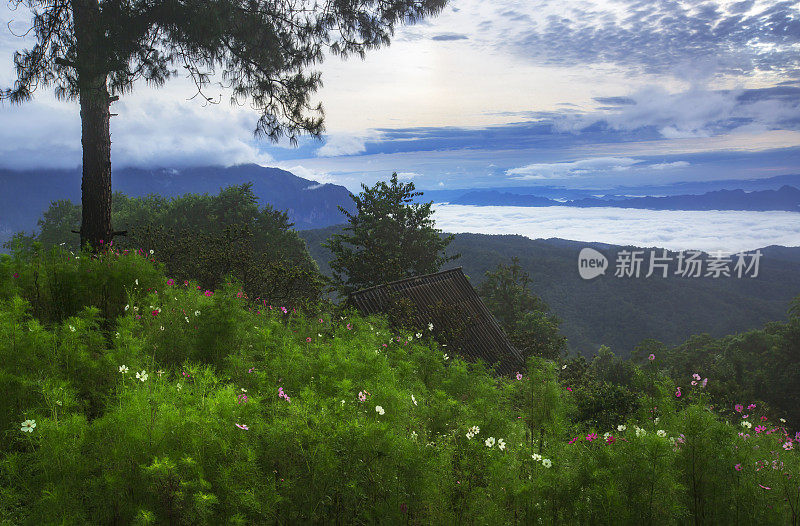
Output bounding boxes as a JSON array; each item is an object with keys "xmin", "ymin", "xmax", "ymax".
[
  {"xmin": 79, "ymin": 78, "xmax": 113, "ymax": 250},
  {"xmin": 73, "ymin": 0, "xmax": 113, "ymax": 251}
]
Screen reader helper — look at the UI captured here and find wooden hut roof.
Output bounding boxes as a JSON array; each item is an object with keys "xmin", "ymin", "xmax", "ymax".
[{"xmin": 348, "ymin": 267, "xmax": 524, "ymax": 375}]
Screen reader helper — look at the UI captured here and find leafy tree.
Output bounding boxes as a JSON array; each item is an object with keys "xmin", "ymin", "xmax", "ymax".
[
  {"xmin": 2, "ymin": 0, "xmax": 447, "ymax": 249},
  {"xmin": 478, "ymin": 257, "xmax": 566, "ymax": 361},
  {"xmin": 324, "ymin": 173, "xmax": 457, "ymax": 294},
  {"xmin": 31, "ymin": 185, "xmax": 323, "ymax": 307}
]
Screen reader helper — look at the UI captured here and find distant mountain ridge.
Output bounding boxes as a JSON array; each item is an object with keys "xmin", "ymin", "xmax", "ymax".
[
  {"xmin": 449, "ymin": 185, "xmax": 800, "ymax": 212},
  {"xmin": 299, "ymin": 226, "xmax": 800, "ymax": 356},
  {"xmin": 0, "ymin": 164, "xmax": 355, "ymax": 243},
  {"xmin": 417, "ymin": 173, "xmax": 800, "ymax": 203}
]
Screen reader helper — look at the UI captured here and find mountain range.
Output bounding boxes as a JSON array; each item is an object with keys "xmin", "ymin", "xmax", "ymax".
[
  {"xmin": 449, "ymin": 185, "xmax": 800, "ymax": 211},
  {"xmin": 0, "ymin": 164, "xmax": 355, "ymax": 244},
  {"xmin": 299, "ymin": 227, "xmax": 800, "ymax": 356}
]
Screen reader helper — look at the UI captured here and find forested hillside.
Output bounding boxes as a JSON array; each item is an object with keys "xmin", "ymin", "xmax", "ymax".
[{"xmin": 300, "ymin": 226, "xmax": 800, "ymax": 355}]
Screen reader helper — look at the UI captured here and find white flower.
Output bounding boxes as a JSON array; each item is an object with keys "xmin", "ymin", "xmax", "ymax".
[
  {"xmin": 742, "ymin": 421, "xmax": 752, "ymax": 429},
  {"xmin": 410, "ymin": 431, "xmax": 418, "ymax": 440},
  {"xmin": 603, "ymin": 432, "xmax": 611, "ymax": 440},
  {"xmin": 68, "ymin": 325, "xmax": 75, "ymax": 332},
  {"xmin": 135, "ymin": 279, "xmax": 139, "ymax": 285},
  {"xmin": 411, "ymin": 394, "xmax": 417, "ymax": 406},
  {"xmin": 20, "ymin": 419, "xmax": 36, "ymax": 433},
  {"xmin": 617, "ymin": 424, "xmax": 626, "ymax": 432},
  {"xmin": 542, "ymin": 458, "xmax": 552, "ymax": 468},
  {"xmin": 531, "ymin": 453, "xmax": 542, "ymax": 462},
  {"xmin": 780, "ymin": 418, "xmax": 786, "ymax": 423},
  {"xmin": 498, "ymin": 438, "xmax": 506, "ymax": 450},
  {"xmin": 428, "ymin": 322, "xmax": 434, "ymax": 331},
  {"xmin": 149, "ymin": 249, "xmax": 154, "ymax": 255},
  {"xmin": 562, "ymin": 364, "xmax": 567, "ymax": 369},
  {"xmin": 657, "ymin": 430, "xmax": 667, "ymax": 438},
  {"xmin": 124, "ymin": 304, "xmax": 129, "ymax": 311},
  {"xmin": 136, "ymin": 370, "xmax": 149, "ymax": 382},
  {"xmin": 407, "ymin": 335, "xmax": 413, "ymax": 342},
  {"xmin": 241, "ymin": 388, "xmax": 247, "ymax": 393},
  {"xmin": 160, "ymin": 326, "xmax": 164, "ymax": 331},
  {"xmin": 176, "ymin": 383, "xmax": 182, "ymax": 391},
  {"xmin": 194, "ymin": 310, "xmax": 200, "ymax": 316},
  {"xmin": 654, "ymin": 417, "xmax": 660, "ymax": 424},
  {"xmin": 119, "ymin": 365, "xmax": 129, "ymax": 374},
  {"xmin": 485, "ymin": 437, "xmax": 496, "ymax": 448},
  {"xmin": 375, "ymin": 405, "xmax": 385, "ymax": 415},
  {"xmin": 415, "ymin": 332, "xmax": 422, "ymax": 339},
  {"xmin": 443, "ymin": 353, "xmax": 449, "ymax": 360},
  {"xmin": 341, "ymin": 399, "xmax": 345, "ymax": 406},
  {"xmin": 635, "ymin": 426, "xmax": 646, "ymax": 437},
  {"xmin": 185, "ymin": 317, "xmax": 190, "ymax": 323}
]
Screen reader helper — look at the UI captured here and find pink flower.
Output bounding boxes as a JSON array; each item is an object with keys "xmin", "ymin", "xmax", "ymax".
[
  {"xmin": 515, "ymin": 372, "xmax": 523, "ymax": 381},
  {"xmin": 675, "ymin": 387, "xmax": 682, "ymax": 398},
  {"xmin": 692, "ymin": 373, "xmax": 701, "ymax": 381},
  {"xmin": 648, "ymin": 354, "xmax": 655, "ymax": 361},
  {"xmin": 566, "ymin": 387, "xmax": 573, "ymax": 392},
  {"xmin": 747, "ymin": 404, "xmax": 756, "ymax": 410},
  {"xmin": 358, "ymin": 391, "xmax": 367, "ymax": 402},
  {"xmin": 278, "ymin": 387, "xmax": 291, "ymax": 403},
  {"xmin": 691, "ymin": 381, "xmax": 697, "ymax": 386},
  {"xmin": 783, "ymin": 441, "xmax": 794, "ymax": 451},
  {"xmin": 306, "ymin": 337, "xmax": 312, "ymax": 343},
  {"xmin": 701, "ymin": 378, "xmax": 707, "ymax": 388},
  {"xmin": 347, "ymin": 323, "xmax": 352, "ymax": 330},
  {"xmin": 760, "ymin": 416, "xmax": 767, "ymax": 421},
  {"xmin": 758, "ymin": 484, "xmax": 771, "ymax": 490},
  {"xmin": 755, "ymin": 425, "xmax": 766, "ymax": 434},
  {"xmin": 735, "ymin": 404, "xmax": 743, "ymax": 413},
  {"xmin": 734, "ymin": 463, "xmax": 742, "ymax": 471},
  {"xmin": 235, "ymin": 423, "xmax": 249, "ymax": 430}
]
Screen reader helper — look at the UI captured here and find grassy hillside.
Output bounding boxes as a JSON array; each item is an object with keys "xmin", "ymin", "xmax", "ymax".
[
  {"xmin": 300, "ymin": 226, "xmax": 800, "ymax": 356},
  {"xmin": 1, "ymin": 247, "xmax": 799, "ymax": 524}
]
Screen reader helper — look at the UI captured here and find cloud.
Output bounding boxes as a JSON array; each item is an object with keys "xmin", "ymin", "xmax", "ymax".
[
  {"xmin": 431, "ymin": 33, "xmax": 469, "ymax": 41},
  {"xmin": 498, "ymin": 0, "xmax": 800, "ymax": 80},
  {"xmin": 396, "ymin": 172, "xmax": 421, "ymax": 179},
  {"xmin": 507, "ymin": 157, "xmax": 641, "ymax": 179},
  {"xmin": 432, "ymin": 204, "xmax": 800, "ymax": 253},
  {"xmin": 650, "ymin": 161, "xmax": 691, "ymax": 170},
  {"xmin": 316, "ymin": 132, "xmax": 381, "ymax": 157}
]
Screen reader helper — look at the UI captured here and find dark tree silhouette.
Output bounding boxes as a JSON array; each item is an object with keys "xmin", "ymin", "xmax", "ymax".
[
  {"xmin": 325, "ymin": 172, "xmax": 457, "ymax": 294},
  {"xmin": 2, "ymin": 0, "xmax": 447, "ymax": 249}
]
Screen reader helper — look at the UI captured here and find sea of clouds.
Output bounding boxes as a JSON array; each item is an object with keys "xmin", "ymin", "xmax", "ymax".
[{"xmin": 432, "ymin": 204, "xmax": 800, "ymax": 253}]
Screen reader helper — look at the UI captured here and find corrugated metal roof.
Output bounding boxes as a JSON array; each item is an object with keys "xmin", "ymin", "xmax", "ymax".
[{"xmin": 348, "ymin": 267, "xmax": 525, "ymax": 375}]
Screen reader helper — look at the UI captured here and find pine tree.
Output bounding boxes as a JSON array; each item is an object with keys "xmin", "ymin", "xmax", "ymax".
[
  {"xmin": 325, "ymin": 173, "xmax": 457, "ymax": 294},
  {"xmin": 3, "ymin": 0, "xmax": 447, "ymax": 249}
]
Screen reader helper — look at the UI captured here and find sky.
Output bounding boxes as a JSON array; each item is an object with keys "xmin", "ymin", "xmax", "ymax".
[{"xmin": 1, "ymin": 0, "xmax": 799, "ymax": 191}]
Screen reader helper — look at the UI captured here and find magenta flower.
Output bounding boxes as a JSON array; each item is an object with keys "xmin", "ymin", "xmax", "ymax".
[
  {"xmin": 586, "ymin": 433, "xmax": 598, "ymax": 442},
  {"xmin": 675, "ymin": 387, "xmax": 682, "ymax": 398},
  {"xmin": 735, "ymin": 404, "xmax": 743, "ymax": 413},
  {"xmin": 235, "ymin": 423, "xmax": 249, "ymax": 430},
  {"xmin": 568, "ymin": 436, "xmax": 579, "ymax": 445},
  {"xmin": 166, "ymin": 279, "xmax": 174, "ymax": 286},
  {"xmin": 606, "ymin": 435, "xmax": 616, "ymax": 444},
  {"xmin": 755, "ymin": 425, "xmax": 766, "ymax": 434},
  {"xmin": 747, "ymin": 403, "xmax": 756, "ymax": 410},
  {"xmin": 278, "ymin": 387, "xmax": 291, "ymax": 403},
  {"xmin": 734, "ymin": 463, "xmax": 742, "ymax": 471}
]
